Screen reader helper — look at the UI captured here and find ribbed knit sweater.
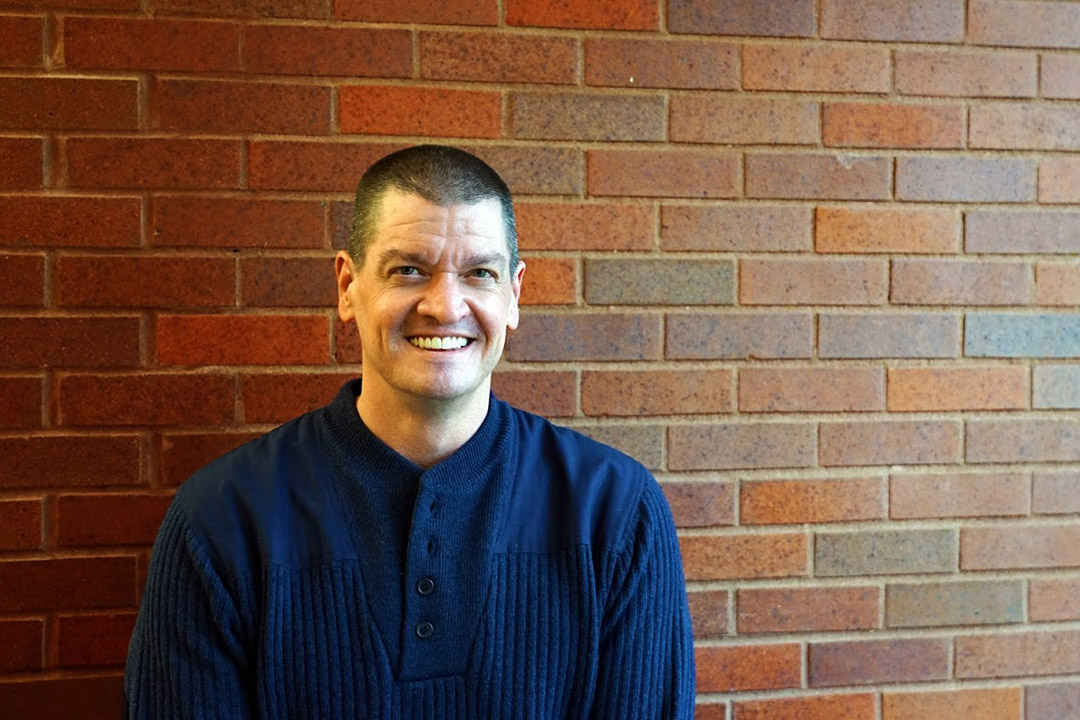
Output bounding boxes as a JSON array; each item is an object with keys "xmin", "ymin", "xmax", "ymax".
[{"xmin": 125, "ymin": 380, "xmax": 695, "ymax": 718}]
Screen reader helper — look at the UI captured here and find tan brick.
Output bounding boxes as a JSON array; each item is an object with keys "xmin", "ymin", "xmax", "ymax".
[
  {"xmin": 1033, "ymin": 470, "xmax": 1080, "ymax": 514},
  {"xmin": 747, "ymin": 154, "xmax": 892, "ymax": 200},
  {"xmin": 661, "ymin": 480, "xmax": 735, "ymax": 527},
  {"xmin": 1042, "ymin": 53, "xmax": 1080, "ymax": 99},
  {"xmin": 696, "ymin": 644, "xmax": 801, "ymax": 692},
  {"xmin": 815, "ymin": 529, "xmax": 957, "ymax": 576},
  {"xmin": 687, "ymin": 589, "xmax": 729, "ymax": 637},
  {"xmin": 891, "ymin": 259, "xmax": 1030, "ymax": 305},
  {"xmin": 970, "ymin": 0, "xmax": 1080, "ymax": 49},
  {"xmin": 505, "ymin": 313, "xmax": 660, "ymax": 361},
  {"xmin": 819, "ymin": 313, "xmax": 960, "ymax": 359},
  {"xmin": 739, "ymin": 368, "xmax": 884, "ymax": 413},
  {"xmin": 971, "ymin": 104, "xmax": 1080, "ymax": 150},
  {"xmin": 962, "ymin": 525, "xmax": 1080, "ymax": 570},
  {"xmin": 816, "ymin": 207, "xmax": 960, "ymax": 254},
  {"xmin": 738, "ymin": 586, "xmax": 879, "ymax": 633},
  {"xmin": 824, "ymin": 102, "xmax": 965, "ymax": 148},
  {"xmin": 741, "ymin": 478, "xmax": 884, "ymax": 524},
  {"xmin": 882, "ymin": 688, "xmax": 1022, "ymax": 720},
  {"xmin": 956, "ymin": 630, "xmax": 1080, "ymax": 678},
  {"xmin": 967, "ymin": 419, "xmax": 1080, "ymax": 463},
  {"xmin": 1027, "ymin": 683, "xmax": 1080, "ymax": 720},
  {"xmin": 670, "ymin": 95, "xmax": 818, "ymax": 145},
  {"xmin": 518, "ymin": 257, "xmax": 575, "ymax": 306},
  {"xmin": 1030, "ymin": 577, "xmax": 1080, "ymax": 622},
  {"xmin": 1036, "ymin": 261, "xmax": 1080, "ymax": 304},
  {"xmin": 735, "ymin": 694, "xmax": 876, "ymax": 720},
  {"xmin": 740, "ymin": 258, "xmax": 887, "ymax": 305},
  {"xmin": 667, "ymin": 312, "xmax": 813, "ymax": 360},
  {"xmin": 662, "ymin": 205, "xmax": 812, "ymax": 252},
  {"xmin": 516, "ymin": 202, "xmax": 653, "ymax": 251},
  {"xmin": 680, "ymin": 533, "xmax": 807, "ymax": 581},
  {"xmin": 490, "ymin": 371, "xmax": 575, "ymax": 418},
  {"xmin": 419, "ymin": 31, "xmax": 576, "ymax": 84},
  {"xmin": 743, "ymin": 42, "xmax": 889, "ymax": 92},
  {"xmin": 821, "ymin": 0, "xmax": 964, "ymax": 42},
  {"xmin": 895, "ymin": 49, "xmax": 1036, "ymax": 98},
  {"xmin": 967, "ymin": 210, "xmax": 1080, "ymax": 253},
  {"xmin": 886, "ymin": 580, "xmax": 1024, "ymax": 628},
  {"xmin": 585, "ymin": 37, "xmax": 736, "ymax": 89},
  {"xmin": 821, "ymin": 420, "xmax": 962, "ymax": 466},
  {"xmin": 582, "ymin": 369, "xmax": 732, "ymax": 416},
  {"xmin": 887, "ymin": 367, "xmax": 1028, "ymax": 411},
  {"xmin": 890, "ymin": 472, "xmax": 1029, "ymax": 519},
  {"xmin": 809, "ymin": 638, "xmax": 950, "ymax": 687},
  {"xmin": 668, "ymin": 423, "xmax": 816, "ymax": 471},
  {"xmin": 1039, "ymin": 157, "xmax": 1080, "ymax": 203},
  {"xmin": 509, "ymin": 91, "xmax": 664, "ymax": 141},
  {"xmin": 587, "ymin": 149, "xmax": 740, "ymax": 198}
]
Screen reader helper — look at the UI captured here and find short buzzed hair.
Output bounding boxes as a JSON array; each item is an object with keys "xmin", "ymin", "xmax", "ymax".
[{"xmin": 348, "ymin": 145, "xmax": 518, "ymax": 270}]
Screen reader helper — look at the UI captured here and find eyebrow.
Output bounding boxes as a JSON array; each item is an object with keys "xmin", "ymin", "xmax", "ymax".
[{"xmin": 376, "ymin": 248, "xmax": 509, "ymax": 270}]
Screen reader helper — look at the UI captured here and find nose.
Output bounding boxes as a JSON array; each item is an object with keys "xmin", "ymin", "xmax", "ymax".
[{"xmin": 416, "ymin": 272, "xmax": 468, "ymax": 324}]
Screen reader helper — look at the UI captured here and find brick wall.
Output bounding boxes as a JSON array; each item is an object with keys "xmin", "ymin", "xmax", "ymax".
[{"xmin": 1, "ymin": 0, "xmax": 1079, "ymax": 717}]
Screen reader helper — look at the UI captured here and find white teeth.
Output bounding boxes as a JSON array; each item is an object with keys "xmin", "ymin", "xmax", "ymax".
[{"xmin": 409, "ymin": 336, "xmax": 469, "ymax": 350}]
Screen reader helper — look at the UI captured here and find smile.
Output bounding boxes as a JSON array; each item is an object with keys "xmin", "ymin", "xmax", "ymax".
[{"xmin": 409, "ymin": 336, "xmax": 470, "ymax": 350}]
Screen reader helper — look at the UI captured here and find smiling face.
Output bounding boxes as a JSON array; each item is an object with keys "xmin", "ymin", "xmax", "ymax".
[{"xmin": 337, "ymin": 189, "xmax": 524, "ymax": 415}]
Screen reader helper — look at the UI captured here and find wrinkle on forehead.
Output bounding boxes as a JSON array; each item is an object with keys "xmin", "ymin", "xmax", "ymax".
[{"xmin": 376, "ymin": 191, "xmax": 505, "ymax": 241}]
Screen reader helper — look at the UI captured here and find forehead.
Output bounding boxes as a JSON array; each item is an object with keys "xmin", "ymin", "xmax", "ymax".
[{"xmin": 371, "ymin": 190, "xmax": 507, "ymax": 255}]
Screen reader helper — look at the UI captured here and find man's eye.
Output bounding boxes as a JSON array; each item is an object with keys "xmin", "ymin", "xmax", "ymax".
[
  {"xmin": 469, "ymin": 268, "xmax": 496, "ymax": 279},
  {"xmin": 393, "ymin": 266, "xmax": 421, "ymax": 276}
]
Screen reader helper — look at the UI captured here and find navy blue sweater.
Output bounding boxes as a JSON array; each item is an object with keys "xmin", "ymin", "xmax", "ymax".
[{"xmin": 125, "ymin": 380, "xmax": 695, "ymax": 718}]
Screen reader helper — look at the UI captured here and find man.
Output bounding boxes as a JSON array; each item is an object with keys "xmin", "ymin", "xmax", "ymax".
[{"xmin": 125, "ymin": 145, "xmax": 695, "ymax": 718}]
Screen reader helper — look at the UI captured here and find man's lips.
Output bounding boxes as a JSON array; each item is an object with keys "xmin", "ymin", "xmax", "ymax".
[{"xmin": 408, "ymin": 336, "xmax": 471, "ymax": 350}]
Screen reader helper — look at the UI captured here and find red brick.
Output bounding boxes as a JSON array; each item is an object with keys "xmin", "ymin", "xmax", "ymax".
[
  {"xmin": 334, "ymin": 0, "xmax": 496, "ymax": 24},
  {"xmin": 0, "ymin": 498, "xmax": 41, "ymax": 551},
  {"xmin": 155, "ymin": 79, "xmax": 330, "ymax": 135},
  {"xmin": 58, "ymin": 612, "xmax": 137, "ymax": 668},
  {"xmin": 0, "ymin": 316, "xmax": 139, "ymax": 369},
  {"xmin": 0, "ymin": 0, "xmax": 136, "ymax": 6},
  {"xmin": 972, "ymin": 104, "xmax": 1080, "ymax": 150},
  {"xmin": 0, "ymin": 196, "xmax": 139, "ymax": 248},
  {"xmin": 820, "ymin": 420, "xmax": 962, "ymax": 466},
  {"xmin": 67, "ymin": 138, "xmax": 241, "ymax": 190},
  {"xmin": 1026, "ymin": 683, "xmax": 1080, "ymax": 720},
  {"xmin": 505, "ymin": 313, "xmax": 660, "ymax": 362},
  {"xmin": 896, "ymin": 49, "xmax": 1036, "ymax": 97},
  {"xmin": 740, "ymin": 258, "xmax": 887, "ymax": 305},
  {"xmin": 741, "ymin": 478, "xmax": 884, "ymax": 524},
  {"xmin": 669, "ymin": 423, "xmax": 815, "ymax": 471},
  {"xmin": 421, "ymin": 32, "xmax": 576, "ymax": 84},
  {"xmin": 889, "ymin": 365, "xmax": 1030, "ymax": 411},
  {"xmin": 739, "ymin": 367, "xmax": 884, "ymax": 413},
  {"xmin": 967, "ymin": 419, "xmax": 1080, "ymax": 463},
  {"xmin": 506, "ymin": 0, "xmax": 656, "ymax": 30},
  {"xmin": 886, "ymin": 580, "xmax": 1024, "ymax": 628},
  {"xmin": 0, "ymin": 253, "xmax": 43, "ymax": 306},
  {"xmin": 956, "ymin": 629, "xmax": 1080, "ymax": 678},
  {"xmin": 248, "ymin": 141, "xmax": 399, "ymax": 192},
  {"xmin": 336, "ymin": 315, "xmax": 362, "ymax": 363},
  {"xmin": 686, "ymin": 589, "xmax": 728, "ymax": 637},
  {"xmin": 490, "ymin": 371, "xmax": 575, "ymax": 418},
  {"xmin": 56, "ymin": 494, "xmax": 172, "ymax": 547},
  {"xmin": 241, "ymin": 256, "xmax": 335, "ymax": 308},
  {"xmin": 510, "ymin": 91, "xmax": 665, "ymax": 142},
  {"xmin": 339, "ymin": 86, "xmax": 501, "ymax": 138},
  {"xmin": 809, "ymin": 638, "xmax": 950, "ymax": 686},
  {"xmin": 1042, "ymin": 53, "xmax": 1080, "ymax": 99},
  {"xmin": 245, "ymin": 25, "xmax": 411, "ymax": 77},
  {"xmin": 585, "ymin": 37, "xmax": 735, "ymax": 89},
  {"xmin": 517, "ymin": 202, "xmax": 654, "ymax": 251},
  {"xmin": 1039, "ymin": 157, "xmax": 1080, "ymax": 203},
  {"xmin": 747, "ymin": 154, "xmax": 891, "ymax": 200},
  {"xmin": 157, "ymin": 314, "xmax": 329, "ymax": 366},
  {"xmin": 695, "ymin": 703, "xmax": 726, "ymax": 720},
  {"xmin": 462, "ymin": 145, "xmax": 583, "ymax": 196},
  {"xmin": 64, "ymin": 17, "xmax": 239, "ymax": 72},
  {"xmin": 892, "ymin": 259, "xmax": 1030, "ymax": 305},
  {"xmin": 891, "ymin": 472, "xmax": 1029, "ymax": 519},
  {"xmin": 1029, "ymin": 577, "xmax": 1080, "ymax": 622},
  {"xmin": 670, "ymin": 95, "xmax": 818, "ymax": 145},
  {"xmin": 668, "ymin": 0, "xmax": 814, "ymax": 37},
  {"xmin": 660, "ymin": 480, "xmax": 734, "ymax": 527},
  {"xmin": 897, "ymin": 156, "xmax": 1035, "ymax": 202},
  {"xmin": 241, "ymin": 372, "xmax": 352, "ymax": 423},
  {"xmin": 0, "ymin": 435, "xmax": 141, "ymax": 489},
  {"xmin": 153, "ymin": 196, "xmax": 324, "ymax": 249},
  {"xmin": 0, "ymin": 375, "xmax": 41, "ymax": 428},
  {"xmin": 819, "ymin": 313, "xmax": 960, "ymax": 359},
  {"xmin": 158, "ymin": 0, "xmax": 324, "ymax": 18},
  {"xmin": 0, "ymin": 675, "xmax": 125, "ymax": 720},
  {"xmin": 962, "ymin": 525, "xmax": 1080, "ymax": 570},
  {"xmin": 743, "ymin": 43, "xmax": 889, "ymax": 92},
  {"xmin": 666, "ymin": 312, "xmax": 814, "ymax": 360},
  {"xmin": 1033, "ymin": 470, "xmax": 1080, "ymax": 514},
  {"xmin": 0, "ymin": 619, "xmax": 42, "ymax": 672},
  {"xmin": 518, "ymin": 256, "xmax": 575, "ymax": 306},
  {"xmin": 821, "ymin": 0, "xmax": 964, "ymax": 42},
  {"xmin": 0, "ymin": 556, "xmax": 136, "ymax": 612},
  {"xmin": 573, "ymin": 425, "xmax": 663, "ymax": 470},
  {"xmin": 582, "ymin": 369, "xmax": 731, "ymax": 416},
  {"xmin": 0, "ymin": 136, "xmax": 41, "ymax": 189},
  {"xmin": 680, "ymin": 533, "xmax": 807, "ymax": 581},
  {"xmin": 816, "ymin": 207, "xmax": 959, "ymax": 254},
  {"xmin": 586, "ymin": 257, "xmax": 734, "ymax": 305},
  {"xmin": 58, "ymin": 373, "xmax": 235, "ymax": 426},
  {"xmin": 0, "ymin": 77, "xmax": 136, "ymax": 131},
  {"xmin": 882, "ymin": 688, "xmax": 1021, "ymax": 720},
  {"xmin": 735, "ymin": 694, "xmax": 876, "ymax": 720},
  {"xmin": 824, "ymin": 103, "xmax": 965, "ymax": 148},
  {"xmin": 588, "ymin": 150, "xmax": 739, "ymax": 198},
  {"xmin": 0, "ymin": 15, "xmax": 41, "ymax": 68},
  {"xmin": 160, "ymin": 431, "xmax": 260, "ymax": 486},
  {"xmin": 695, "ymin": 644, "xmax": 801, "ymax": 692},
  {"xmin": 662, "ymin": 205, "xmax": 811, "ymax": 252},
  {"xmin": 55, "ymin": 255, "xmax": 235, "ymax": 309},
  {"xmin": 738, "ymin": 586, "xmax": 880, "ymax": 633},
  {"xmin": 970, "ymin": 0, "xmax": 1080, "ymax": 48}
]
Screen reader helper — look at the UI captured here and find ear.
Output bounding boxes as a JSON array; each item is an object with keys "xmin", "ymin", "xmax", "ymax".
[
  {"xmin": 335, "ymin": 251, "xmax": 357, "ymax": 322},
  {"xmin": 506, "ymin": 260, "xmax": 526, "ymax": 331}
]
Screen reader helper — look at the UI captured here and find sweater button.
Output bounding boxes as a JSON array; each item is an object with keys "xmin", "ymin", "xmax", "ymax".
[
  {"xmin": 417, "ymin": 577, "xmax": 435, "ymax": 596},
  {"xmin": 415, "ymin": 621, "xmax": 434, "ymax": 639}
]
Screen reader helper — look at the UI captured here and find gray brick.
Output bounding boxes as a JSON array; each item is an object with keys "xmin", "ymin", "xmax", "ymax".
[
  {"xmin": 816, "ymin": 529, "xmax": 958, "ymax": 576},
  {"xmin": 886, "ymin": 580, "xmax": 1024, "ymax": 628},
  {"xmin": 967, "ymin": 419, "xmax": 1080, "ymax": 463},
  {"xmin": 668, "ymin": 422, "xmax": 816, "ymax": 471},
  {"xmin": 820, "ymin": 313, "xmax": 960, "ymax": 358},
  {"xmin": 896, "ymin": 156, "xmax": 1035, "ymax": 202},
  {"xmin": 967, "ymin": 210, "xmax": 1080, "ymax": 253},
  {"xmin": 506, "ymin": 313, "xmax": 661, "ymax": 362},
  {"xmin": 568, "ymin": 424, "xmax": 664, "ymax": 470},
  {"xmin": 666, "ymin": 312, "xmax": 813, "ymax": 359},
  {"xmin": 584, "ymin": 258, "xmax": 735, "ymax": 306},
  {"xmin": 966, "ymin": 313, "xmax": 1080, "ymax": 357},
  {"xmin": 1035, "ymin": 364, "xmax": 1080, "ymax": 408}
]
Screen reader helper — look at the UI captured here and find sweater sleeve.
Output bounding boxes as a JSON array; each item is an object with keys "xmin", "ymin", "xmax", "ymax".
[
  {"xmin": 125, "ymin": 499, "xmax": 254, "ymax": 719},
  {"xmin": 591, "ymin": 475, "xmax": 696, "ymax": 720}
]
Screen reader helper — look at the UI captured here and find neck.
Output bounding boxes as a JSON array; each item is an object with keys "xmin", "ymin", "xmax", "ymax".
[{"xmin": 355, "ymin": 379, "xmax": 490, "ymax": 468}]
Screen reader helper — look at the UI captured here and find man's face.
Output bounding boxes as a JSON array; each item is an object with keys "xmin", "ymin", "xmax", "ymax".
[{"xmin": 336, "ymin": 189, "xmax": 524, "ymax": 408}]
